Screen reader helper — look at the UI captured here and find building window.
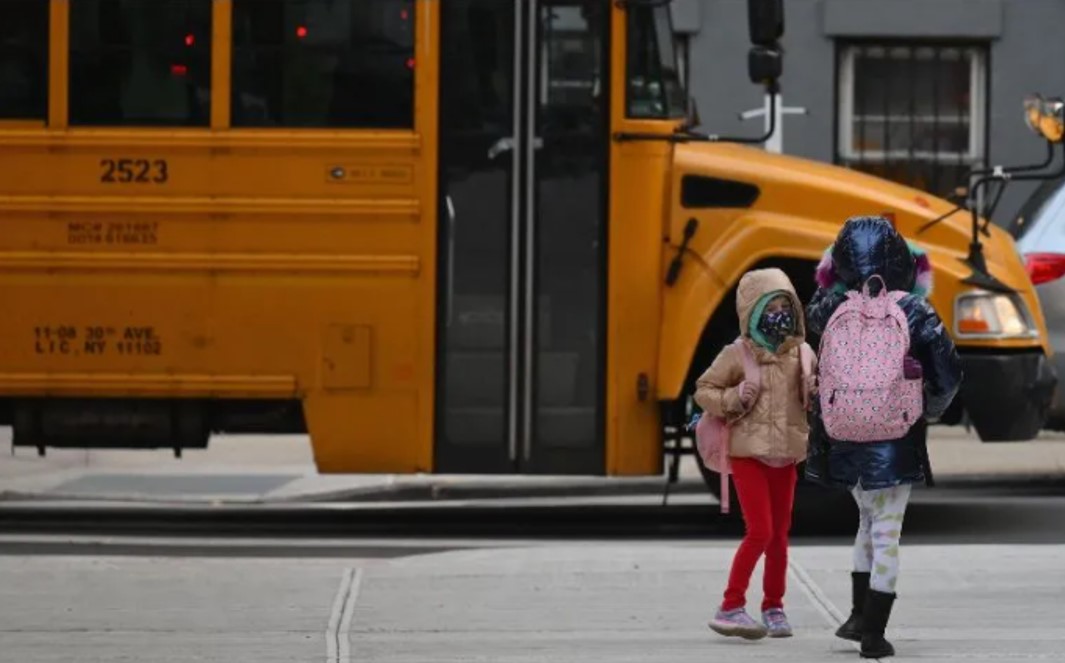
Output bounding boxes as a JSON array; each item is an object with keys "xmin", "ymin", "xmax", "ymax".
[
  {"xmin": 0, "ymin": 0, "xmax": 49, "ymax": 120},
  {"xmin": 69, "ymin": 0, "xmax": 213, "ymax": 127},
  {"xmin": 231, "ymin": 0, "xmax": 415, "ymax": 129},
  {"xmin": 837, "ymin": 44, "xmax": 987, "ymax": 199}
]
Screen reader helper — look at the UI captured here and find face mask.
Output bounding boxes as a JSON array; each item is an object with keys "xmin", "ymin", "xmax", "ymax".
[{"xmin": 758, "ymin": 309, "xmax": 796, "ymax": 345}]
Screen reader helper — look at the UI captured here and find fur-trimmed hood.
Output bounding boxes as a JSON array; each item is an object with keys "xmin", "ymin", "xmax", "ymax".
[
  {"xmin": 736, "ymin": 267, "xmax": 806, "ymax": 340},
  {"xmin": 814, "ymin": 215, "xmax": 933, "ymax": 298}
]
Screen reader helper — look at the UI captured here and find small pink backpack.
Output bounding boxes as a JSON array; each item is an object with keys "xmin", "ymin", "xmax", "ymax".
[
  {"xmin": 695, "ymin": 338, "xmax": 815, "ymax": 514},
  {"xmin": 818, "ymin": 275, "xmax": 923, "ymax": 442}
]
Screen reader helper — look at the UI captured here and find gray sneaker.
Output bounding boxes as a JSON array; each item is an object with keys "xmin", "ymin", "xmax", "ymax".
[
  {"xmin": 762, "ymin": 608, "xmax": 793, "ymax": 638},
  {"xmin": 708, "ymin": 608, "xmax": 769, "ymax": 640}
]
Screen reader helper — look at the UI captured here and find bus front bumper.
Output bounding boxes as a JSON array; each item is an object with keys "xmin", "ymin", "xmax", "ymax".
[{"xmin": 958, "ymin": 350, "xmax": 1057, "ymax": 442}]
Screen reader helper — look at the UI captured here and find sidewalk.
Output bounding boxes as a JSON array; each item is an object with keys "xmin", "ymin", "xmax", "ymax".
[
  {"xmin": 2, "ymin": 539, "xmax": 1056, "ymax": 662},
  {"xmin": 351, "ymin": 542, "xmax": 1065, "ymax": 662},
  {"xmin": 2, "ymin": 426, "xmax": 1065, "ymax": 504}
]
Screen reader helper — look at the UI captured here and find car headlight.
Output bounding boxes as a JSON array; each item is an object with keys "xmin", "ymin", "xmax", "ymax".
[{"xmin": 954, "ymin": 291, "xmax": 1037, "ymax": 338}]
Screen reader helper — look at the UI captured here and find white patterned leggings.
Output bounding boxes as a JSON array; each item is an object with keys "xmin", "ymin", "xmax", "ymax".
[{"xmin": 851, "ymin": 483, "xmax": 912, "ymax": 594}]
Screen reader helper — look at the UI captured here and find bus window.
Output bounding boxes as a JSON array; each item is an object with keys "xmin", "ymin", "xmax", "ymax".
[
  {"xmin": 625, "ymin": 3, "xmax": 685, "ymax": 119},
  {"xmin": 69, "ymin": 0, "xmax": 212, "ymax": 127},
  {"xmin": 231, "ymin": 0, "xmax": 415, "ymax": 129},
  {"xmin": 0, "ymin": 0, "xmax": 48, "ymax": 121}
]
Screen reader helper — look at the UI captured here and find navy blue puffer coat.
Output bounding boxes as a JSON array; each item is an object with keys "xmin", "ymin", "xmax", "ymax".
[{"xmin": 804, "ymin": 216, "xmax": 963, "ymax": 490}]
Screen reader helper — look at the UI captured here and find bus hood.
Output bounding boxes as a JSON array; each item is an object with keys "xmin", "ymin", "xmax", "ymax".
[{"xmin": 674, "ymin": 141, "xmax": 1049, "ymax": 346}]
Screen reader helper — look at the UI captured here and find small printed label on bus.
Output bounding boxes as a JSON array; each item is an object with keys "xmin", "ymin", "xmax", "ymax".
[
  {"xmin": 33, "ymin": 325, "xmax": 162, "ymax": 357},
  {"xmin": 326, "ymin": 164, "xmax": 413, "ymax": 184},
  {"xmin": 67, "ymin": 222, "xmax": 159, "ymax": 246}
]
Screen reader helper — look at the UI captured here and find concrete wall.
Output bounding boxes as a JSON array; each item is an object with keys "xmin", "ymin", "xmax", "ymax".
[{"xmin": 680, "ymin": 0, "xmax": 1065, "ymax": 225}]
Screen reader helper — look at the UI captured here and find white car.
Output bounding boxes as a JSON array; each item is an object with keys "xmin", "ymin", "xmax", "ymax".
[{"xmin": 1012, "ymin": 176, "xmax": 1065, "ymax": 428}]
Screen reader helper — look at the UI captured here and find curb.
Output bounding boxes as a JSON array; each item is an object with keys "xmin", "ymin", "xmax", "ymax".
[{"xmin": 0, "ymin": 476, "xmax": 710, "ymax": 506}]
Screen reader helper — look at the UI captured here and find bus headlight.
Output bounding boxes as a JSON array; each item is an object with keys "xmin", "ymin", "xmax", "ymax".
[{"xmin": 954, "ymin": 291, "xmax": 1037, "ymax": 338}]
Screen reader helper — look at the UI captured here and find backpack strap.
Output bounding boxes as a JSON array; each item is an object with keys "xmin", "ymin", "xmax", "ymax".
[
  {"xmin": 733, "ymin": 338, "xmax": 761, "ymax": 389},
  {"xmin": 887, "ymin": 290, "xmax": 915, "ymax": 350},
  {"xmin": 719, "ymin": 442, "xmax": 730, "ymax": 514},
  {"xmin": 717, "ymin": 338, "xmax": 760, "ymax": 514}
]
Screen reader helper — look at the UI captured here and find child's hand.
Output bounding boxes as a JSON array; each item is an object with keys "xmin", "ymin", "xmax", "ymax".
[{"xmin": 738, "ymin": 380, "xmax": 759, "ymax": 407}]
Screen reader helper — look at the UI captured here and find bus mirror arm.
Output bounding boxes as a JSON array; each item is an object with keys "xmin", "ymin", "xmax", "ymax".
[
  {"xmin": 977, "ymin": 142, "xmax": 1063, "ymax": 234},
  {"xmin": 614, "ymin": 82, "xmax": 779, "ymax": 145},
  {"xmin": 920, "ymin": 141, "xmax": 1065, "ymax": 293},
  {"xmin": 958, "ymin": 100, "xmax": 1065, "ymax": 291},
  {"xmin": 678, "ymin": 83, "xmax": 778, "ymax": 145},
  {"xmin": 983, "ymin": 178, "xmax": 1010, "ymax": 223},
  {"xmin": 665, "ymin": 217, "xmax": 699, "ymax": 287},
  {"xmin": 919, "ymin": 141, "xmax": 1062, "ymax": 237}
]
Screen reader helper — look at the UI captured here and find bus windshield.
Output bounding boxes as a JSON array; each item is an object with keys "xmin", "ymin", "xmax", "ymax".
[{"xmin": 626, "ymin": 4, "xmax": 686, "ymax": 119}]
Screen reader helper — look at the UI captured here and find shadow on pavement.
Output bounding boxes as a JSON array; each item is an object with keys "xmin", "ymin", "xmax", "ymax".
[{"xmin": 792, "ymin": 476, "xmax": 1065, "ymax": 544}]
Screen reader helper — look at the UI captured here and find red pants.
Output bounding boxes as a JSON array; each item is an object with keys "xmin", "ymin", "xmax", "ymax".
[{"xmin": 721, "ymin": 458, "xmax": 798, "ymax": 612}]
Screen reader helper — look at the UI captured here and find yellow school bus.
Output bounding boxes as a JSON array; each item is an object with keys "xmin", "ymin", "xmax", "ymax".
[{"xmin": 0, "ymin": 0, "xmax": 1055, "ymax": 485}]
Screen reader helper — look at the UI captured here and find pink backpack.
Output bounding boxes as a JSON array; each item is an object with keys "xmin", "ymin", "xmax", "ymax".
[
  {"xmin": 818, "ymin": 275, "xmax": 923, "ymax": 442},
  {"xmin": 695, "ymin": 338, "xmax": 815, "ymax": 514}
]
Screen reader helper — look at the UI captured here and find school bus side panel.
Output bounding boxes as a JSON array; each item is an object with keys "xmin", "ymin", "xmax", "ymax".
[{"xmin": 0, "ymin": 0, "xmax": 442, "ymax": 473}]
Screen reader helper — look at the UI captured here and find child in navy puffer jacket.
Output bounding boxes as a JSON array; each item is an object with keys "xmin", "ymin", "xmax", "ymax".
[{"xmin": 804, "ymin": 216, "xmax": 962, "ymax": 659}]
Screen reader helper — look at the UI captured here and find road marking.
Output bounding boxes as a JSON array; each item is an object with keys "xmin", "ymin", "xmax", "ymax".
[
  {"xmin": 338, "ymin": 568, "xmax": 364, "ymax": 663},
  {"xmin": 788, "ymin": 559, "xmax": 845, "ymax": 623},
  {"xmin": 788, "ymin": 559, "xmax": 866, "ymax": 657},
  {"xmin": 326, "ymin": 568, "xmax": 353, "ymax": 663},
  {"xmin": 325, "ymin": 567, "xmax": 364, "ymax": 662}
]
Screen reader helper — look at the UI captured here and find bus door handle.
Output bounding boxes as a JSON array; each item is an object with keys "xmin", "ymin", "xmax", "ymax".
[
  {"xmin": 446, "ymin": 194, "xmax": 456, "ymax": 327},
  {"xmin": 487, "ymin": 136, "xmax": 544, "ymax": 160}
]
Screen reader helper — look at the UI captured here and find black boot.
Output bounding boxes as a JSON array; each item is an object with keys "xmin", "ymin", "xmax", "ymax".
[
  {"xmin": 834, "ymin": 571, "xmax": 869, "ymax": 642},
  {"xmin": 860, "ymin": 589, "xmax": 896, "ymax": 659}
]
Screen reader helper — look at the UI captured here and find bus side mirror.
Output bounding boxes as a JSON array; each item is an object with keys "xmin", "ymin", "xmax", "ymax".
[
  {"xmin": 748, "ymin": 46, "xmax": 782, "ymax": 86},
  {"xmin": 748, "ymin": 0, "xmax": 783, "ymax": 46},
  {"xmin": 1024, "ymin": 93, "xmax": 1065, "ymax": 143}
]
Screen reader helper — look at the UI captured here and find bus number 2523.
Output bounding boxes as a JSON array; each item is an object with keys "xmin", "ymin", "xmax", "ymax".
[{"xmin": 100, "ymin": 159, "xmax": 169, "ymax": 184}]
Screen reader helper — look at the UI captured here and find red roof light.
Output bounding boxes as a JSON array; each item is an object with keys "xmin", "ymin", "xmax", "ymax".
[
  {"xmin": 184, "ymin": 33, "xmax": 195, "ymax": 47},
  {"xmin": 296, "ymin": 25, "xmax": 308, "ymax": 39}
]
